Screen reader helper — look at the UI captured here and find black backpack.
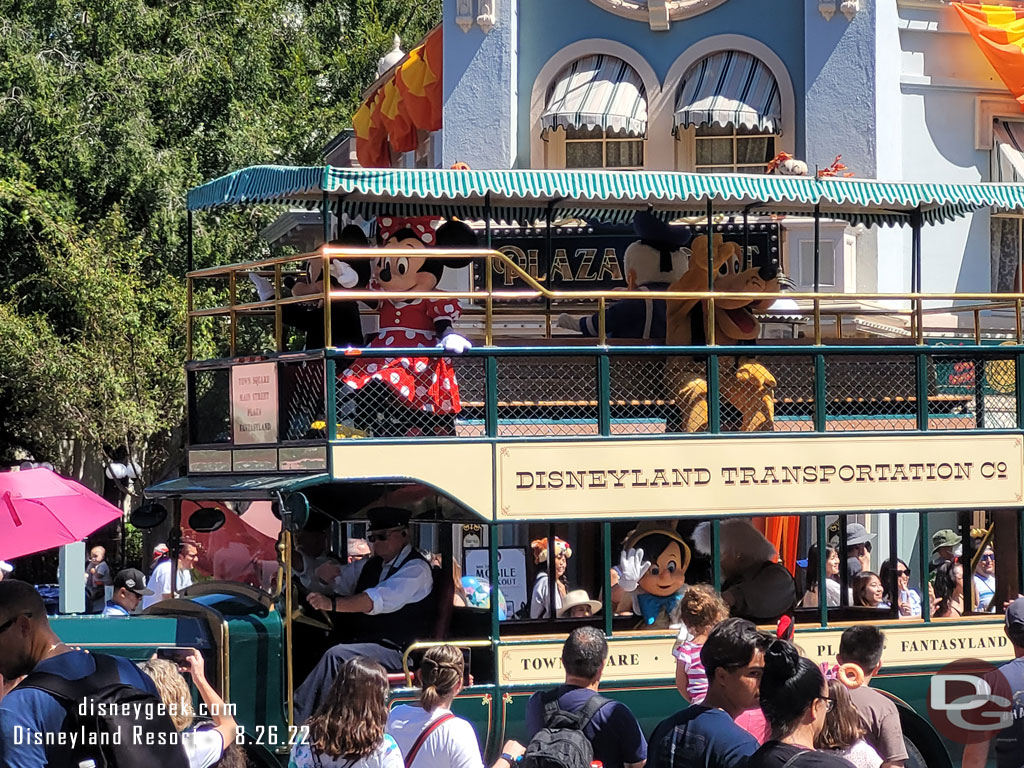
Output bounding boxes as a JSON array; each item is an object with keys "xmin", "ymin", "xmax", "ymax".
[
  {"xmin": 18, "ymin": 653, "xmax": 189, "ymax": 768},
  {"xmin": 522, "ymin": 690, "xmax": 610, "ymax": 768}
]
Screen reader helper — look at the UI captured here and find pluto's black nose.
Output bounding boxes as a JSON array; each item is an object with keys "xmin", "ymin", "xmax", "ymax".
[{"xmin": 758, "ymin": 264, "xmax": 779, "ymax": 281}]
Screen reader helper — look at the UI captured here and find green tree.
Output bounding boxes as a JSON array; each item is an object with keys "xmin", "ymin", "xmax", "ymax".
[{"xmin": 0, "ymin": 0, "xmax": 440, "ymax": 481}]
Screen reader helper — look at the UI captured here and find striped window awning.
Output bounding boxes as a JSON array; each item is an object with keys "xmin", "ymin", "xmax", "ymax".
[
  {"xmin": 540, "ymin": 55, "xmax": 648, "ymax": 138},
  {"xmin": 992, "ymin": 119, "xmax": 1024, "ymax": 182},
  {"xmin": 674, "ymin": 51, "xmax": 782, "ymax": 134}
]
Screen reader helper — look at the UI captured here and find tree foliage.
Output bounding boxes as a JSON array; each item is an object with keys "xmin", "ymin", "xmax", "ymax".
[{"xmin": 0, "ymin": 0, "xmax": 440, "ymax": 480}]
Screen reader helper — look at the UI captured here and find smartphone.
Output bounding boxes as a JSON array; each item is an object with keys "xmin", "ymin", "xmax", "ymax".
[
  {"xmin": 156, "ymin": 647, "xmax": 194, "ymax": 665},
  {"xmin": 461, "ymin": 648, "xmax": 472, "ymax": 686}
]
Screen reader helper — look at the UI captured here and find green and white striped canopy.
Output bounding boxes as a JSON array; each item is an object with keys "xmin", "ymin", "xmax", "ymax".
[{"xmin": 186, "ymin": 165, "xmax": 1024, "ymax": 226}]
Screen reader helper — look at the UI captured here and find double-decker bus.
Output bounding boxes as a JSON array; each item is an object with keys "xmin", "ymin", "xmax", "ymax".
[{"xmin": 58, "ymin": 166, "xmax": 1024, "ymax": 767}]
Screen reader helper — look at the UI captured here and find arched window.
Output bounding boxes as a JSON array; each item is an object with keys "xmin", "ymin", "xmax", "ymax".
[
  {"xmin": 540, "ymin": 55, "xmax": 648, "ymax": 169},
  {"xmin": 673, "ymin": 51, "xmax": 781, "ymax": 174}
]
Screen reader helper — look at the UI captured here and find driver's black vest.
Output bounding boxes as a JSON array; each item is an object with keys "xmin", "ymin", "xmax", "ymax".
[{"xmin": 347, "ymin": 548, "xmax": 437, "ymax": 647}]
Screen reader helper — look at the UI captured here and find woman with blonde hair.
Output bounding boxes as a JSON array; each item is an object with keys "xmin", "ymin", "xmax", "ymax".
[
  {"xmin": 387, "ymin": 645, "xmax": 524, "ymax": 768},
  {"xmin": 290, "ymin": 656, "xmax": 402, "ymax": 768},
  {"xmin": 141, "ymin": 650, "xmax": 238, "ymax": 768},
  {"xmin": 815, "ymin": 679, "xmax": 882, "ymax": 768}
]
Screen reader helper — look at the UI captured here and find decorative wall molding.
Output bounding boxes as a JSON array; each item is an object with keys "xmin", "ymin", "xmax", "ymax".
[
  {"xmin": 457, "ymin": 0, "xmax": 498, "ymax": 33},
  {"xmin": 455, "ymin": 0, "xmax": 474, "ymax": 32},
  {"xmin": 584, "ymin": 0, "xmax": 732, "ymax": 28},
  {"xmin": 819, "ymin": 0, "xmax": 836, "ymax": 21},
  {"xmin": 477, "ymin": 0, "xmax": 497, "ymax": 33},
  {"xmin": 975, "ymin": 95, "xmax": 1021, "ymax": 150},
  {"xmin": 840, "ymin": 0, "xmax": 859, "ymax": 20}
]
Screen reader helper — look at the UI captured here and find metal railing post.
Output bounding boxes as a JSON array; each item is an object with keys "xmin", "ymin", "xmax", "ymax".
[
  {"xmin": 603, "ymin": 522, "xmax": 613, "ymax": 637},
  {"xmin": 597, "ymin": 352, "xmax": 611, "ymax": 436},
  {"xmin": 814, "ymin": 354, "xmax": 827, "ymax": 432},
  {"xmin": 916, "ymin": 351, "xmax": 929, "ymax": 431}
]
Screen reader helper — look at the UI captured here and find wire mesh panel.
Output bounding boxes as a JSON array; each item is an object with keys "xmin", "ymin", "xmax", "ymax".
[
  {"xmin": 929, "ymin": 353, "xmax": 1017, "ymax": 430},
  {"xmin": 762, "ymin": 356, "xmax": 816, "ymax": 433},
  {"xmin": 662, "ymin": 356, "xmax": 710, "ymax": 433},
  {"xmin": 825, "ymin": 355, "xmax": 917, "ymax": 431},
  {"xmin": 609, "ymin": 357, "xmax": 671, "ymax": 434},
  {"xmin": 279, "ymin": 358, "xmax": 326, "ymax": 440},
  {"xmin": 189, "ymin": 368, "xmax": 231, "ymax": 444},
  {"xmin": 333, "ymin": 353, "xmax": 481, "ymax": 438},
  {"xmin": 494, "ymin": 356, "xmax": 598, "ymax": 436}
]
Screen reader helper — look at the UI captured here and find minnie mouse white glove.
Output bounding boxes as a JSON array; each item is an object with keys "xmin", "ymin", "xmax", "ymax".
[
  {"xmin": 249, "ymin": 273, "xmax": 274, "ymax": 301},
  {"xmin": 439, "ymin": 329, "xmax": 473, "ymax": 353},
  {"xmin": 617, "ymin": 547, "xmax": 650, "ymax": 593}
]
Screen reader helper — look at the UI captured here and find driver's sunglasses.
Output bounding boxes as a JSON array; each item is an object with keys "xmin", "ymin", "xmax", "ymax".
[
  {"xmin": 0, "ymin": 611, "xmax": 31, "ymax": 635},
  {"xmin": 980, "ymin": 554, "xmax": 995, "ymax": 562},
  {"xmin": 367, "ymin": 527, "xmax": 403, "ymax": 543}
]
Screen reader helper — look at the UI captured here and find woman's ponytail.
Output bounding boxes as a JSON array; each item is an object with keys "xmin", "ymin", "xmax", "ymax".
[{"xmin": 418, "ymin": 646, "xmax": 464, "ymax": 712}]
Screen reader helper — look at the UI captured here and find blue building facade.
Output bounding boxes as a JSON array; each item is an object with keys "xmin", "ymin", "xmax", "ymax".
[{"xmin": 429, "ymin": 0, "xmax": 1024, "ymax": 311}]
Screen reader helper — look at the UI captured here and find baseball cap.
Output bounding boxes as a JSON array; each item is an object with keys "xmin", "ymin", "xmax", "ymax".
[
  {"xmin": 830, "ymin": 522, "xmax": 876, "ymax": 548},
  {"xmin": 114, "ymin": 568, "xmax": 154, "ymax": 596},
  {"xmin": 1007, "ymin": 597, "xmax": 1024, "ymax": 634},
  {"xmin": 0, "ymin": 560, "xmax": 13, "ymax": 574},
  {"xmin": 931, "ymin": 529, "xmax": 962, "ymax": 554}
]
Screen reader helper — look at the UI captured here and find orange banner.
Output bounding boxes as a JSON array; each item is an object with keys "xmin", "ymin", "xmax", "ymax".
[
  {"xmin": 955, "ymin": 2, "xmax": 1024, "ymax": 107},
  {"xmin": 355, "ymin": 26, "xmax": 442, "ymax": 166}
]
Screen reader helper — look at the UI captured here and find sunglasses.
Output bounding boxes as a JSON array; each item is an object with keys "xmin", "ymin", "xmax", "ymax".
[
  {"xmin": 0, "ymin": 611, "xmax": 31, "ymax": 635},
  {"xmin": 980, "ymin": 554, "xmax": 995, "ymax": 562},
  {"xmin": 896, "ymin": 569, "xmax": 909, "ymax": 576},
  {"xmin": 367, "ymin": 527, "xmax": 404, "ymax": 543},
  {"xmin": 816, "ymin": 695, "xmax": 836, "ymax": 712}
]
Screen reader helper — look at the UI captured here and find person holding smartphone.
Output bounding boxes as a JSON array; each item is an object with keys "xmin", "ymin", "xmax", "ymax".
[{"xmin": 142, "ymin": 649, "xmax": 238, "ymax": 768}]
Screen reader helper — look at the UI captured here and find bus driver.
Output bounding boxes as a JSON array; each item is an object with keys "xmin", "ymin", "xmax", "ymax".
[{"xmin": 294, "ymin": 507, "xmax": 436, "ymax": 723}]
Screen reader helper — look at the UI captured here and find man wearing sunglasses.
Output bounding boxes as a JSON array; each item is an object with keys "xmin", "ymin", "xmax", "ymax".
[
  {"xmin": 973, "ymin": 545, "xmax": 997, "ymax": 613},
  {"xmin": 294, "ymin": 507, "xmax": 435, "ymax": 723}
]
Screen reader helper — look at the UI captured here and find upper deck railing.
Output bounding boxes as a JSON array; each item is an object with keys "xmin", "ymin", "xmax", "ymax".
[{"xmin": 183, "ymin": 248, "xmax": 1024, "ymax": 454}]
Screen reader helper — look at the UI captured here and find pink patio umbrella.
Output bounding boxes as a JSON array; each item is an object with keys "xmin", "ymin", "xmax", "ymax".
[{"xmin": 0, "ymin": 468, "xmax": 123, "ymax": 561}]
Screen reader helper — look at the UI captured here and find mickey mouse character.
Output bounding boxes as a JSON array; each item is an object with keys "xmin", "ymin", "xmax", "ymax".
[
  {"xmin": 616, "ymin": 522, "xmax": 691, "ymax": 628},
  {"xmin": 341, "ymin": 216, "xmax": 477, "ymax": 436}
]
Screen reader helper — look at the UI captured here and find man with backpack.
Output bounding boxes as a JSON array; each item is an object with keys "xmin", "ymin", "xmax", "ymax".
[
  {"xmin": 0, "ymin": 579, "xmax": 188, "ymax": 768},
  {"xmin": 524, "ymin": 627, "xmax": 647, "ymax": 768}
]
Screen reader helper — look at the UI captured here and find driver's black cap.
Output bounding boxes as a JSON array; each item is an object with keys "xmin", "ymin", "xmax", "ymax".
[{"xmin": 367, "ymin": 507, "xmax": 411, "ymax": 533}]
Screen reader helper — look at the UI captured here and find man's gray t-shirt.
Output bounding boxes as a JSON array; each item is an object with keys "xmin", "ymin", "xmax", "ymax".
[{"xmin": 848, "ymin": 686, "xmax": 909, "ymax": 763}]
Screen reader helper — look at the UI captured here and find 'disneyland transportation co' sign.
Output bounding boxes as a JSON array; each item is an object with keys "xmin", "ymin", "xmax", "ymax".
[{"xmin": 495, "ymin": 434, "xmax": 1024, "ymax": 519}]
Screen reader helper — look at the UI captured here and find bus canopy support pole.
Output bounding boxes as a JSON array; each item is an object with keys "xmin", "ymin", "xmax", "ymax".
[
  {"xmin": 602, "ymin": 522, "xmax": 613, "ymax": 637},
  {"xmin": 547, "ymin": 528, "xmax": 556, "ymax": 621},
  {"xmin": 888, "ymin": 511, "xmax": 899, "ymax": 619},
  {"xmin": 711, "ymin": 520, "xmax": 722, "ymax": 592},
  {"xmin": 485, "ymin": 193, "xmax": 493, "ymax": 346},
  {"xmin": 838, "ymin": 516, "xmax": 849, "ymax": 606},
  {"xmin": 485, "ymin": 356, "xmax": 498, "ymax": 438},
  {"xmin": 325, "ymin": 357, "xmax": 337, "ymax": 440},
  {"xmin": 960, "ymin": 510, "xmax": 974, "ymax": 614},
  {"xmin": 814, "ymin": 354, "xmax": 827, "ymax": 432},
  {"xmin": 912, "ymin": 209, "xmax": 924, "ymax": 344},
  {"xmin": 817, "ymin": 514, "xmax": 828, "ymax": 627},
  {"xmin": 545, "ymin": 203, "xmax": 554, "ymax": 339},
  {"xmin": 488, "ymin": 522, "xmax": 501, "ymax": 686},
  {"xmin": 706, "ymin": 198, "xmax": 721, "ymax": 433},
  {"xmin": 919, "ymin": 511, "xmax": 931, "ymax": 623},
  {"xmin": 598, "ymin": 351, "xmax": 611, "ymax": 436},
  {"xmin": 742, "ymin": 207, "xmax": 750, "ymax": 270},
  {"xmin": 321, "ymin": 190, "xmax": 331, "ymax": 246},
  {"xmin": 813, "ymin": 204, "xmax": 821, "ymax": 293},
  {"xmin": 916, "ymin": 351, "xmax": 929, "ymax": 431}
]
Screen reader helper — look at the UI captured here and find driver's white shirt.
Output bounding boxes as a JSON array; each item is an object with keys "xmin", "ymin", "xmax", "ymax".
[
  {"xmin": 142, "ymin": 560, "xmax": 193, "ymax": 610},
  {"xmin": 331, "ymin": 544, "xmax": 432, "ymax": 615}
]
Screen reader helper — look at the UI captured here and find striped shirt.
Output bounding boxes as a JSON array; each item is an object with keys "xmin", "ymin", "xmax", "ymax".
[{"xmin": 673, "ymin": 641, "xmax": 708, "ymax": 704}]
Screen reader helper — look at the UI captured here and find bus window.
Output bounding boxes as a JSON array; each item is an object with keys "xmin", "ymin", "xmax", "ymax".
[{"xmin": 182, "ymin": 500, "xmax": 281, "ymax": 594}]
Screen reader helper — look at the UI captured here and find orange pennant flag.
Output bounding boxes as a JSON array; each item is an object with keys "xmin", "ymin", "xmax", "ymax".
[{"xmin": 955, "ymin": 2, "xmax": 1024, "ymax": 108}]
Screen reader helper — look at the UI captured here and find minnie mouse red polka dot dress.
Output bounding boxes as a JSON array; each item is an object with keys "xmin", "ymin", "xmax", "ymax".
[{"xmin": 341, "ymin": 298, "xmax": 462, "ymax": 414}]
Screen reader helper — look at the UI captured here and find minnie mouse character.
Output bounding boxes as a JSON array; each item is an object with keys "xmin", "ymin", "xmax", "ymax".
[{"xmin": 341, "ymin": 216, "xmax": 477, "ymax": 436}]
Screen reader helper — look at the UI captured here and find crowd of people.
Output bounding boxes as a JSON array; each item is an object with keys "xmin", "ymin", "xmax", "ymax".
[{"xmin": 3, "ymin": 509, "xmax": 1022, "ymax": 768}]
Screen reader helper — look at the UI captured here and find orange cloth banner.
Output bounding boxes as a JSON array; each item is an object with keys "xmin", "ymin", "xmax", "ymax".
[
  {"xmin": 955, "ymin": 3, "xmax": 1024, "ymax": 108},
  {"xmin": 355, "ymin": 26, "xmax": 442, "ymax": 166}
]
